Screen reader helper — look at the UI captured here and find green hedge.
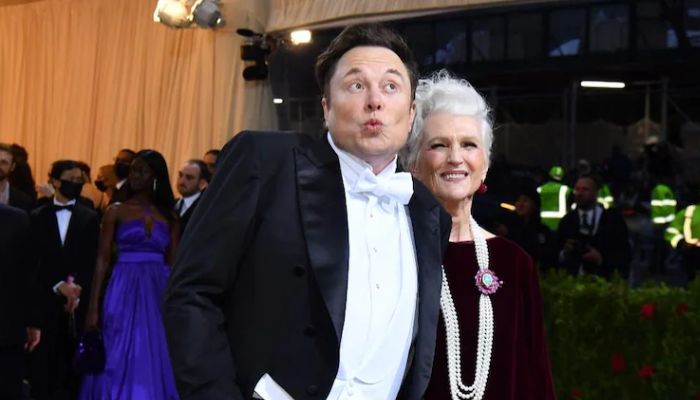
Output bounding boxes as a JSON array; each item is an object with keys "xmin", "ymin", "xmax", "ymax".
[{"xmin": 541, "ymin": 272, "xmax": 700, "ymax": 400}]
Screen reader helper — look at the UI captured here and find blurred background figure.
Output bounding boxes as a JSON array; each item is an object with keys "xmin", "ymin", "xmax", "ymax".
[
  {"xmin": 558, "ymin": 175, "xmax": 631, "ymax": 279},
  {"xmin": 0, "ymin": 143, "xmax": 34, "ymax": 212},
  {"xmin": 202, "ymin": 149, "xmax": 219, "ymax": 179},
  {"xmin": 109, "ymin": 149, "xmax": 136, "ymax": 204},
  {"xmin": 175, "ymin": 159, "xmax": 210, "ymax": 236}
]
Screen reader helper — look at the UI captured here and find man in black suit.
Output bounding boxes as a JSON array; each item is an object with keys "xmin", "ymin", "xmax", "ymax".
[
  {"xmin": 175, "ymin": 159, "xmax": 210, "ymax": 236},
  {"xmin": 109, "ymin": 148, "xmax": 136, "ymax": 204},
  {"xmin": 0, "ymin": 143, "xmax": 34, "ymax": 212},
  {"xmin": 164, "ymin": 23, "xmax": 451, "ymax": 400},
  {"xmin": 0, "ymin": 204, "xmax": 41, "ymax": 400},
  {"xmin": 558, "ymin": 175, "xmax": 632, "ymax": 279},
  {"xmin": 27, "ymin": 160, "xmax": 99, "ymax": 400}
]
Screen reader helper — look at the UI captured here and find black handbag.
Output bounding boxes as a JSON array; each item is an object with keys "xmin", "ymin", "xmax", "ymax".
[{"xmin": 73, "ymin": 330, "xmax": 106, "ymax": 374}]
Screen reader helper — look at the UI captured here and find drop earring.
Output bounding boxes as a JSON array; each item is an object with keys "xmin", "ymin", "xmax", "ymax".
[
  {"xmin": 477, "ymin": 181, "xmax": 488, "ymax": 194},
  {"xmin": 153, "ymin": 179, "xmax": 157, "ymax": 192}
]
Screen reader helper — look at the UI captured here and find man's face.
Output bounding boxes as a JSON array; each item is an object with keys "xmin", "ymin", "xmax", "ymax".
[
  {"xmin": 177, "ymin": 163, "xmax": 204, "ymax": 197},
  {"xmin": 574, "ymin": 177, "xmax": 598, "ymax": 209},
  {"xmin": 322, "ymin": 46, "xmax": 415, "ymax": 171},
  {"xmin": 51, "ymin": 167, "xmax": 84, "ymax": 190},
  {"xmin": 203, "ymin": 153, "xmax": 217, "ymax": 175},
  {"xmin": 0, "ymin": 150, "xmax": 14, "ymax": 182}
]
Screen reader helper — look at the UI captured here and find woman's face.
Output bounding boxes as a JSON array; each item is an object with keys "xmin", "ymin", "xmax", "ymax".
[
  {"xmin": 128, "ymin": 158, "xmax": 155, "ymax": 193},
  {"xmin": 413, "ymin": 113, "xmax": 487, "ymax": 207}
]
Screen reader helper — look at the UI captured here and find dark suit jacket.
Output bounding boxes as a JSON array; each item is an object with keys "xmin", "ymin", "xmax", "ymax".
[
  {"xmin": 30, "ymin": 201, "xmax": 99, "ymax": 332},
  {"xmin": 164, "ymin": 131, "xmax": 451, "ymax": 400},
  {"xmin": 9, "ymin": 185, "xmax": 34, "ymax": 212},
  {"xmin": 109, "ymin": 182, "xmax": 129, "ymax": 204},
  {"xmin": 557, "ymin": 205, "xmax": 632, "ymax": 278},
  {"xmin": 177, "ymin": 194, "xmax": 201, "ymax": 237},
  {"xmin": 0, "ymin": 204, "xmax": 39, "ymax": 346}
]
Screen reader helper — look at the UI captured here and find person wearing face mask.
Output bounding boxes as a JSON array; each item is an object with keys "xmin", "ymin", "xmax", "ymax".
[
  {"xmin": 109, "ymin": 148, "xmax": 136, "ymax": 204},
  {"xmin": 27, "ymin": 160, "xmax": 99, "ymax": 400}
]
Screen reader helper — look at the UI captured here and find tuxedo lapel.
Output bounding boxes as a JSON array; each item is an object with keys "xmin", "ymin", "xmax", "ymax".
[
  {"xmin": 407, "ymin": 181, "xmax": 443, "ymax": 383},
  {"xmin": 63, "ymin": 205, "xmax": 84, "ymax": 250},
  {"xmin": 295, "ymin": 138, "xmax": 349, "ymax": 341},
  {"xmin": 43, "ymin": 205, "xmax": 64, "ymax": 251}
]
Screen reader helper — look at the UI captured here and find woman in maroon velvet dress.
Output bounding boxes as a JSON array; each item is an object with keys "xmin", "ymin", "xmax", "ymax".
[{"xmin": 400, "ymin": 70, "xmax": 556, "ymax": 400}]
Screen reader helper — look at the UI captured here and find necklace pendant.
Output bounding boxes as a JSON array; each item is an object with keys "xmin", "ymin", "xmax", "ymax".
[{"xmin": 475, "ymin": 268, "xmax": 502, "ymax": 295}]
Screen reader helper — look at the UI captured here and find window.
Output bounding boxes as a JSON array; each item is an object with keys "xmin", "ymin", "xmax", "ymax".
[
  {"xmin": 471, "ymin": 16, "xmax": 505, "ymax": 62},
  {"xmin": 435, "ymin": 20, "xmax": 467, "ymax": 65},
  {"xmin": 548, "ymin": 8, "xmax": 586, "ymax": 56},
  {"xmin": 403, "ymin": 23, "xmax": 434, "ymax": 66},
  {"xmin": 686, "ymin": 0, "xmax": 700, "ymax": 47},
  {"xmin": 589, "ymin": 4, "xmax": 629, "ymax": 52},
  {"xmin": 507, "ymin": 13, "xmax": 543, "ymax": 59},
  {"xmin": 637, "ymin": 1, "xmax": 678, "ymax": 49}
]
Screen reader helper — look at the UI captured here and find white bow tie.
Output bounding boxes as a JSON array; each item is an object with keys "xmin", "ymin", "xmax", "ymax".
[{"xmin": 350, "ymin": 169, "xmax": 414, "ymax": 205}]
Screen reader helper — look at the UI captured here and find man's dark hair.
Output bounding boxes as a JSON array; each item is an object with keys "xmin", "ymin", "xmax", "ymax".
[
  {"xmin": 187, "ymin": 159, "xmax": 211, "ymax": 183},
  {"xmin": 75, "ymin": 161, "xmax": 92, "ymax": 182},
  {"xmin": 49, "ymin": 160, "xmax": 81, "ymax": 180},
  {"xmin": 577, "ymin": 174, "xmax": 601, "ymax": 190},
  {"xmin": 10, "ymin": 144, "xmax": 29, "ymax": 163},
  {"xmin": 204, "ymin": 149, "xmax": 220, "ymax": 157},
  {"xmin": 118, "ymin": 148, "xmax": 137, "ymax": 158},
  {"xmin": 315, "ymin": 23, "xmax": 418, "ymax": 104}
]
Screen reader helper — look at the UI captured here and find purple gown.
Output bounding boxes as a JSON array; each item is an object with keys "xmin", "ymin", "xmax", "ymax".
[{"xmin": 79, "ymin": 219, "xmax": 179, "ymax": 400}]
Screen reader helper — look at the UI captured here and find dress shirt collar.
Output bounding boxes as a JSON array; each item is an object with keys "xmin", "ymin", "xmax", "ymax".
[
  {"xmin": 53, "ymin": 197, "xmax": 77, "ymax": 208},
  {"xmin": 326, "ymin": 132, "xmax": 401, "ymax": 190}
]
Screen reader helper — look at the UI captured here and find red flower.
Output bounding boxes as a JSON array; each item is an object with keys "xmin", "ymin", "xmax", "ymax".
[
  {"xmin": 641, "ymin": 303, "xmax": 656, "ymax": 320},
  {"xmin": 570, "ymin": 388, "xmax": 582, "ymax": 399},
  {"xmin": 638, "ymin": 365, "xmax": 654, "ymax": 379},
  {"xmin": 610, "ymin": 353, "xmax": 626, "ymax": 373},
  {"xmin": 676, "ymin": 303, "xmax": 689, "ymax": 316}
]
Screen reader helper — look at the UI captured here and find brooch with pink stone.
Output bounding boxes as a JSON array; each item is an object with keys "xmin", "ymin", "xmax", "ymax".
[{"xmin": 474, "ymin": 268, "xmax": 502, "ymax": 295}]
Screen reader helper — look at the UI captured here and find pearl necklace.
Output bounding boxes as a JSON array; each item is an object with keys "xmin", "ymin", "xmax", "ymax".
[{"xmin": 441, "ymin": 217, "xmax": 502, "ymax": 400}]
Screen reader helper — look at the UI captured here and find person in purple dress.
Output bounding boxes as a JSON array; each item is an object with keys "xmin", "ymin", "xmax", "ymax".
[
  {"xmin": 80, "ymin": 149, "xmax": 180, "ymax": 399},
  {"xmin": 400, "ymin": 70, "xmax": 557, "ymax": 400}
]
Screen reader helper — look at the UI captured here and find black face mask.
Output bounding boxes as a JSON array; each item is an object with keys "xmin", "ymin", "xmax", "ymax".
[
  {"xmin": 94, "ymin": 180, "xmax": 107, "ymax": 192},
  {"xmin": 114, "ymin": 163, "xmax": 130, "ymax": 180},
  {"xmin": 59, "ymin": 180, "xmax": 84, "ymax": 200}
]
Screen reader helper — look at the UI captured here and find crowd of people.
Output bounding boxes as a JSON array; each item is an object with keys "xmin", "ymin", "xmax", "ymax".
[
  {"xmin": 1, "ymin": 21, "xmax": 697, "ymax": 400},
  {"xmin": 0, "ymin": 143, "xmax": 218, "ymax": 399},
  {"xmin": 473, "ymin": 140, "xmax": 700, "ymax": 286}
]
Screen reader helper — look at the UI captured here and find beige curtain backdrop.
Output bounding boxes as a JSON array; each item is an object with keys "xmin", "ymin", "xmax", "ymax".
[{"xmin": 0, "ymin": 0, "xmax": 276, "ymax": 188}]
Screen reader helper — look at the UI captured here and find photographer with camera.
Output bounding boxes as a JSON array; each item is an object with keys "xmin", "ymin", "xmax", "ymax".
[{"xmin": 558, "ymin": 175, "xmax": 631, "ymax": 279}]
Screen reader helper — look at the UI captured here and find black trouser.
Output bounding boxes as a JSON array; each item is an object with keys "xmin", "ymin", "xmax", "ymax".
[
  {"xmin": 26, "ymin": 326, "xmax": 79, "ymax": 400},
  {"xmin": 683, "ymin": 246, "xmax": 700, "ymax": 282},
  {"xmin": 0, "ymin": 344, "xmax": 25, "ymax": 400}
]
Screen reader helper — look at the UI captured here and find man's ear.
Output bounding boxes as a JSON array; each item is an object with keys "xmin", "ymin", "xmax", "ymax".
[{"xmin": 198, "ymin": 179, "xmax": 207, "ymax": 191}]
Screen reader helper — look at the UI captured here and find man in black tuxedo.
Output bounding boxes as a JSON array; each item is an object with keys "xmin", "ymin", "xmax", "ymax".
[
  {"xmin": 0, "ymin": 143, "xmax": 34, "ymax": 212},
  {"xmin": 175, "ymin": 159, "xmax": 210, "ymax": 236},
  {"xmin": 0, "ymin": 204, "xmax": 41, "ymax": 400},
  {"xmin": 164, "ymin": 23, "xmax": 451, "ymax": 400},
  {"xmin": 558, "ymin": 175, "xmax": 631, "ymax": 279},
  {"xmin": 27, "ymin": 160, "xmax": 99, "ymax": 400},
  {"xmin": 109, "ymin": 148, "xmax": 136, "ymax": 204}
]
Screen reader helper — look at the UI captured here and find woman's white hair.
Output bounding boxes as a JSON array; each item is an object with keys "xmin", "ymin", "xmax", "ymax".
[{"xmin": 400, "ymin": 69, "xmax": 493, "ymax": 170}]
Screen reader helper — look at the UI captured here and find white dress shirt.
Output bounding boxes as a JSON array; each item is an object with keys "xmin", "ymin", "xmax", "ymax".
[
  {"xmin": 54, "ymin": 197, "xmax": 76, "ymax": 246},
  {"xmin": 254, "ymin": 134, "xmax": 418, "ymax": 400},
  {"xmin": 176, "ymin": 191, "xmax": 201, "ymax": 217},
  {"xmin": 51, "ymin": 197, "xmax": 77, "ymax": 294}
]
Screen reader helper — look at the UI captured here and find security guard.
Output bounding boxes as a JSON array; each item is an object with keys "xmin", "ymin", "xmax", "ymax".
[
  {"xmin": 538, "ymin": 165, "xmax": 571, "ymax": 230},
  {"xmin": 665, "ymin": 203, "xmax": 700, "ymax": 281}
]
